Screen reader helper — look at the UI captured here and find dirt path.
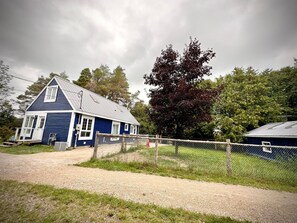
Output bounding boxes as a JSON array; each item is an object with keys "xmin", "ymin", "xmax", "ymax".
[{"xmin": 0, "ymin": 146, "xmax": 296, "ymax": 223}]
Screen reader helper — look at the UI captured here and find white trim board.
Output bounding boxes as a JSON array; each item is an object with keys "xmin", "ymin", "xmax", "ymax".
[
  {"xmin": 25, "ymin": 110, "xmax": 73, "ymax": 115},
  {"xmin": 67, "ymin": 112, "xmax": 75, "ymax": 147}
]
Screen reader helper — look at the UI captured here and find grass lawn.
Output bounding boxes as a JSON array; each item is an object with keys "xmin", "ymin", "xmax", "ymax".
[
  {"xmin": 79, "ymin": 146, "xmax": 297, "ymax": 192},
  {"xmin": 0, "ymin": 180, "xmax": 246, "ymax": 223},
  {"xmin": 0, "ymin": 144, "xmax": 54, "ymax": 154}
]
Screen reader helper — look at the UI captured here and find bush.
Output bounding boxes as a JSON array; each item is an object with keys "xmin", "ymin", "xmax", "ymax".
[{"xmin": 0, "ymin": 126, "xmax": 14, "ymax": 142}]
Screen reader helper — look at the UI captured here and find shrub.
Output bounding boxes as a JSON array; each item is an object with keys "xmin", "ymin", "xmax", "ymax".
[{"xmin": 0, "ymin": 126, "xmax": 14, "ymax": 142}]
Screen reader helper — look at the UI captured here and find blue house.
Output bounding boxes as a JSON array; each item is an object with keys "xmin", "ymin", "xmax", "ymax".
[
  {"xmin": 245, "ymin": 121, "xmax": 297, "ymax": 160},
  {"xmin": 19, "ymin": 76, "xmax": 140, "ymax": 147}
]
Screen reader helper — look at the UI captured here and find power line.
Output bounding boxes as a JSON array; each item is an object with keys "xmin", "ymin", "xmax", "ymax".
[{"xmin": 10, "ymin": 74, "xmax": 35, "ymax": 83}]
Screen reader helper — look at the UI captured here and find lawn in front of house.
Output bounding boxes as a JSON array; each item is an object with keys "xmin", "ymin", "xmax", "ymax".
[
  {"xmin": 0, "ymin": 144, "xmax": 54, "ymax": 154},
  {"xmin": 79, "ymin": 146, "xmax": 297, "ymax": 192},
  {"xmin": 0, "ymin": 180, "xmax": 246, "ymax": 223}
]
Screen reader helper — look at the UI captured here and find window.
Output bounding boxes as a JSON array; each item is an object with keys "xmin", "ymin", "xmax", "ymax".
[
  {"xmin": 111, "ymin": 122, "xmax": 120, "ymax": 141},
  {"xmin": 38, "ymin": 116, "xmax": 45, "ymax": 128},
  {"xmin": 44, "ymin": 86, "xmax": 58, "ymax": 102},
  {"xmin": 130, "ymin": 125, "xmax": 137, "ymax": 135},
  {"xmin": 262, "ymin": 141, "xmax": 272, "ymax": 153},
  {"xmin": 130, "ymin": 125, "xmax": 134, "ymax": 134},
  {"xmin": 124, "ymin": 123, "xmax": 129, "ymax": 131},
  {"xmin": 23, "ymin": 116, "xmax": 35, "ymax": 137},
  {"xmin": 79, "ymin": 116, "xmax": 94, "ymax": 140}
]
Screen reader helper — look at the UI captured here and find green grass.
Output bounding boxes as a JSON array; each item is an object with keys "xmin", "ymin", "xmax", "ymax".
[
  {"xmin": 0, "ymin": 144, "xmax": 54, "ymax": 154},
  {"xmin": 79, "ymin": 146, "xmax": 297, "ymax": 192},
  {"xmin": 0, "ymin": 180, "xmax": 246, "ymax": 223}
]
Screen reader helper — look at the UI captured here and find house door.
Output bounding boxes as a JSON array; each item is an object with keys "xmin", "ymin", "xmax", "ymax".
[{"xmin": 33, "ymin": 114, "xmax": 46, "ymax": 140}]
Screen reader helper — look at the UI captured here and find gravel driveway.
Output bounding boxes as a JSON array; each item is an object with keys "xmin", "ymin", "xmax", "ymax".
[{"xmin": 0, "ymin": 146, "xmax": 296, "ymax": 223}]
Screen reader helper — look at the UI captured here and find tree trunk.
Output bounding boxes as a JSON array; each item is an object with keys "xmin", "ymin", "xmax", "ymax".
[{"xmin": 174, "ymin": 125, "xmax": 184, "ymax": 156}]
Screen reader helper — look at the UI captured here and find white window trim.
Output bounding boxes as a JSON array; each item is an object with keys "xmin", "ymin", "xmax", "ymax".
[
  {"xmin": 22, "ymin": 115, "xmax": 35, "ymax": 137},
  {"xmin": 262, "ymin": 141, "xmax": 272, "ymax": 153},
  {"xmin": 36, "ymin": 116, "xmax": 46, "ymax": 129},
  {"xmin": 44, "ymin": 85, "xmax": 58, "ymax": 102},
  {"xmin": 130, "ymin": 125, "xmax": 134, "ymax": 135},
  {"xmin": 79, "ymin": 115, "xmax": 95, "ymax": 140},
  {"xmin": 124, "ymin": 123, "xmax": 129, "ymax": 131},
  {"xmin": 111, "ymin": 121, "xmax": 120, "ymax": 141}
]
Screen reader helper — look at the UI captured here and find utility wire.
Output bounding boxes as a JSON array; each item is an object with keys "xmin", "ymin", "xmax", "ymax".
[{"xmin": 10, "ymin": 74, "xmax": 35, "ymax": 83}]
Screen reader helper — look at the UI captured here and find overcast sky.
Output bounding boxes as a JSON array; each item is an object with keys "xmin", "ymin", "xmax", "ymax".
[{"xmin": 1, "ymin": 0, "xmax": 297, "ymax": 103}]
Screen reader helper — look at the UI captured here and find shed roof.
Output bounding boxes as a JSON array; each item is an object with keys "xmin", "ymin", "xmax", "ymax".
[
  {"xmin": 245, "ymin": 121, "xmax": 297, "ymax": 139},
  {"xmin": 54, "ymin": 76, "xmax": 140, "ymax": 125}
]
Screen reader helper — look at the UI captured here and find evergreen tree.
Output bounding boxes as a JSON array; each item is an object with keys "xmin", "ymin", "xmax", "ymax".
[{"xmin": 73, "ymin": 68, "xmax": 92, "ymax": 87}]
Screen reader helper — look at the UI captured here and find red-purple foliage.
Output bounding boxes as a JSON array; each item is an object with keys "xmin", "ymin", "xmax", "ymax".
[{"xmin": 144, "ymin": 38, "xmax": 219, "ymax": 138}]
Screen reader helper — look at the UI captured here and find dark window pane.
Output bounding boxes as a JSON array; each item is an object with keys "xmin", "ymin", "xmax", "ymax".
[
  {"xmin": 87, "ymin": 119, "xmax": 92, "ymax": 130},
  {"xmin": 82, "ymin": 119, "xmax": 87, "ymax": 130}
]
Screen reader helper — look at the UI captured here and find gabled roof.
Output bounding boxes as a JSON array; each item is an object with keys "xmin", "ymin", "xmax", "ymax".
[
  {"xmin": 54, "ymin": 76, "xmax": 139, "ymax": 125},
  {"xmin": 245, "ymin": 121, "xmax": 297, "ymax": 139}
]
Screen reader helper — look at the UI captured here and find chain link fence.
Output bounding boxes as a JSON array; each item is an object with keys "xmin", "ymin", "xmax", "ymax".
[{"xmin": 92, "ymin": 132, "xmax": 297, "ymax": 188}]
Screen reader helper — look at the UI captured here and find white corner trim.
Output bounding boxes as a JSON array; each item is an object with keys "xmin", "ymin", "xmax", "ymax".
[{"xmin": 67, "ymin": 112, "xmax": 75, "ymax": 147}]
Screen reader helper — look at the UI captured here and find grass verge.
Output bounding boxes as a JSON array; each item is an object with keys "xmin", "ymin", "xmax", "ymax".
[
  {"xmin": 79, "ymin": 146, "xmax": 297, "ymax": 192},
  {"xmin": 0, "ymin": 144, "xmax": 54, "ymax": 154},
  {"xmin": 0, "ymin": 180, "xmax": 247, "ymax": 223}
]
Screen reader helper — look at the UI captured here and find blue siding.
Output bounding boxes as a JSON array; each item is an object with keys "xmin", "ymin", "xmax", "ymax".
[
  {"xmin": 71, "ymin": 114, "xmax": 138, "ymax": 147},
  {"xmin": 247, "ymin": 137, "xmax": 297, "ymax": 147},
  {"xmin": 27, "ymin": 79, "xmax": 72, "ymax": 111},
  {"xmin": 42, "ymin": 113, "xmax": 71, "ymax": 144},
  {"xmin": 49, "ymin": 79, "xmax": 58, "ymax": 86},
  {"xmin": 121, "ymin": 123, "xmax": 130, "ymax": 134},
  {"xmin": 72, "ymin": 114, "xmax": 113, "ymax": 147},
  {"xmin": 246, "ymin": 137, "xmax": 297, "ymax": 160}
]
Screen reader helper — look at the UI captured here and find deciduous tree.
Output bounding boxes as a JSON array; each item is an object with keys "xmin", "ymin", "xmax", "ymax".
[
  {"xmin": 144, "ymin": 38, "xmax": 218, "ymax": 138},
  {"xmin": 130, "ymin": 101, "xmax": 156, "ymax": 135},
  {"xmin": 262, "ymin": 64, "xmax": 297, "ymax": 120},
  {"xmin": 213, "ymin": 67, "xmax": 283, "ymax": 142}
]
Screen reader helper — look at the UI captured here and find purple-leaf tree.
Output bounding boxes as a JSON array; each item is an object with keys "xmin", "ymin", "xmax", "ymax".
[{"xmin": 144, "ymin": 38, "xmax": 218, "ymax": 139}]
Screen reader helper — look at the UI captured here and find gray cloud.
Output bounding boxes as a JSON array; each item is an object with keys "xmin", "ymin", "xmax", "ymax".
[{"xmin": 1, "ymin": 0, "xmax": 297, "ymax": 102}]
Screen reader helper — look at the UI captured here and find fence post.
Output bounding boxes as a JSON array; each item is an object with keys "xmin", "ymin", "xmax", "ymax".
[
  {"xmin": 121, "ymin": 133, "xmax": 125, "ymax": 153},
  {"xmin": 136, "ymin": 135, "xmax": 139, "ymax": 147},
  {"xmin": 154, "ymin": 134, "xmax": 159, "ymax": 166},
  {"xmin": 226, "ymin": 139, "xmax": 232, "ymax": 175},
  {"xmin": 124, "ymin": 134, "xmax": 127, "ymax": 151},
  {"xmin": 175, "ymin": 140, "xmax": 179, "ymax": 156},
  {"xmin": 92, "ymin": 131, "xmax": 99, "ymax": 159}
]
